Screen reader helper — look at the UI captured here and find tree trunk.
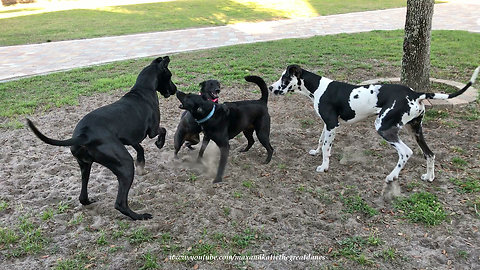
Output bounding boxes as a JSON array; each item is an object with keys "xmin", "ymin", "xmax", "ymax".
[{"xmin": 401, "ymin": 0, "xmax": 434, "ymax": 91}]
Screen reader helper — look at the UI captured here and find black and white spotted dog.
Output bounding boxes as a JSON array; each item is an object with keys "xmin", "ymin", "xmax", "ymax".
[{"xmin": 269, "ymin": 65, "xmax": 479, "ymax": 182}]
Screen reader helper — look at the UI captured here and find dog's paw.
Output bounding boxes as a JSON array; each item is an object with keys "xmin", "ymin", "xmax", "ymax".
[
  {"xmin": 385, "ymin": 173, "xmax": 398, "ymax": 183},
  {"xmin": 135, "ymin": 161, "xmax": 146, "ymax": 175},
  {"xmin": 213, "ymin": 177, "xmax": 223, "ymax": 184},
  {"xmin": 133, "ymin": 213, "xmax": 153, "ymax": 220},
  {"xmin": 316, "ymin": 165, "xmax": 328, "ymax": 172},
  {"xmin": 79, "ymin": 197, "xmax": 96, "ymax": 205},
  {"xmin": 309, "ymin": 149, "xmax": 319, "ymax": 156},
  {"xmin": 421, "ymin": 173, "xmax": 435, "ymax": 182}
]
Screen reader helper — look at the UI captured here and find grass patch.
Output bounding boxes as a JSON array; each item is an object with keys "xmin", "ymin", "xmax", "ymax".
[
  {"xmin": 394, "ymin": 192, "xmax": 447, "ymax": 226},
  {"xmin": 300, "ymin": 118, "xmax": 315, "ymax": 128},
  {"xmin": 341, "ymin": 194, "xmax": 378, "ymax": 217},
  {"xmin": 0, "ymin": 0, "xmax": 406, "ymax": 46},
  {"xmin": 331, "ymin": 235, "xmax": 382, "ymax": 266},
  {"xmin": 139, "ymin": 252, "xmax": 160, "ymax": 270},
  {"xmin": 0, "ymin": 200, "xmax": 8, "ymax": 211},
  {"xmin": 451, "ymin": 156, "xmax": 468, "ymax": 167},
  {"xmin": 55, "ymin": 252, "xmax": 92, "ymax": 270},
  {"xmin": 1, "ymin": 31, "xmax": 479, "ymax": 120},
  {"xmin": 0, "ymin": 216, "xmax": 49, "ymax": 257},
  {"xmin": 450, "ymin": 177, "xmax": 480, "ymax": 193},
  {"xmin": 424, "ymin": 109, "xmax": 449, "ymax": 122},
  {"xmin": 459, "ymin": 106, "xmax": 480, "ymax": 121},
  {"xmin": 41, "ymin": 208, "xmax": 54, "ymax": 221},
  {"xmin": 185, "ymin": 243, "xmax": 217, "ymax": 257},
  {"xmin": 129, "ymin": 228, "xmax": 153, "ymax": 244}
]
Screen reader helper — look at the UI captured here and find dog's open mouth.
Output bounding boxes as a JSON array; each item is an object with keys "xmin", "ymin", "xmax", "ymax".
[{"xmin": 209, "ymin": 93, "xmax": 219, "ymax": 103}]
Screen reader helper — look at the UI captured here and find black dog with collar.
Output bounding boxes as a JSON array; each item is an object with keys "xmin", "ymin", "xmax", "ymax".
[
  {"xmin": 176, "ymin": 75, "xmax": 273, "ymax": 183},
  {"xmin": 174, "ymin": 80, "xmax": 220, "ymax": 158},
  {"xmin": 27, "ymin": 57, "xmax": 177, "ymax": 220}
]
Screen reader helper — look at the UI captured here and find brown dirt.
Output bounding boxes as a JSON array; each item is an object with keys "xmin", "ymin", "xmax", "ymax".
[{"xmin": 0, "ymin": 83, "xmax": 479, "ymax": 269}]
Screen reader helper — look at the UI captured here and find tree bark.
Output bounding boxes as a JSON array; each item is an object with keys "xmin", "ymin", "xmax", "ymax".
[{"xmin": 401, "ymin": 0, "xmax": 434, "ymax": 91}]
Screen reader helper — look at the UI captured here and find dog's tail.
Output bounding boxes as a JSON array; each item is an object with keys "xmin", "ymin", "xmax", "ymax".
[
  {"xmin": 27, "ymin": 119, "xmax": 86, "ymax": 147},
  {"xmin": 420, "ymin": 66, "xmax": 479, "ymax": 100},
  {"xmin": 245, "ymin": 75, "xmax": 268, "ymax": 103}
]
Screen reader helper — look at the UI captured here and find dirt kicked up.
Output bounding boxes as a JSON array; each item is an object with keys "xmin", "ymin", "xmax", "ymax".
[{"xmin": 0, "ymin": 82, "xmax": 479, "ymax": 269}]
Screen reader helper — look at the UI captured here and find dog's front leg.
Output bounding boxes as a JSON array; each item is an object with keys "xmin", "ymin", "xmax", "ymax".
[
  {"xmin": 316, "ymin": 127, "xmax": 337, "ymax": 172},
  {"xmin": 197, "ymin": 136, "xmax": 210, "ymax": 162},
  {"xmin": 214, "ymin": 142, "xmax": 230, "ymax": 183},
  {"xmin": 309, "ymin": 124, "xmax": 326, "ymax": 156},
  {"xmin": 132, "ymin": 144, "xmax": 146, "ymax": 175}
]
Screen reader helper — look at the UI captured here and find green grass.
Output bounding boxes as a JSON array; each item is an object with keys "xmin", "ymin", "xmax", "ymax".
[
  {"xmin": 0, "ymin": 200, "xmax": 8, "ymax": 211},
  {"xmin": 451, "ymin": 156, "xmax": 468, "ymax": 167},
  {"xmin": 0, "ymin": 30, "xmax": 478, "ymax": 122},
  {"xmin": 96, "ymin": 230, "xmax": 108, "ymax": 246},
  {"xmin": 41, "ymin": 208, "xmax": 54, "ymax": 221},
  {"xmin": 0, "ymin": 227, "xmax": 19, "ymax": 246},
  {"xmin": 424, "ymin": 109, "xmax": 449, "ymax": 122},
  {"xmin": 184, "ymin": 243, "xmax": 217, "ymax": 257},
  {"xmin": 55, "ymin": 252, "xmax": 91, "ymax": 270},
  {"xmin": 139, "ymin": 252, "xmax": 160, "ymax": 270},
  {"xmin": 450, "ymin": 177, "xmax": 480, "ymax": 193},
  {"xmin": 129, "ymin": 228, "xmax": 153, "ymax": 244},
  {"xmin": 341, "ymin": 194, "xmax": 378, "ymax": 217},
  {"xmin": 331, "ymin": 235, "xmax": 383, "ymax": 266},
  {"xmin": 0, "ymin": 216, "xmax": 49, "ymax": 257},
  {"xmin": 0, "ymin": 0, "xmax": 406, "ymax": 46},
  {"xmin": 394, "ymin": 192, "xmax": 447, "ymax": 226}
]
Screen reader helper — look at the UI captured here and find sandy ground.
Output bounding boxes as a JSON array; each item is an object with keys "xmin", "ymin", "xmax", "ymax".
[{"xmin": 0, "ymin": 82, "xmax": 479, "ymax": 269}]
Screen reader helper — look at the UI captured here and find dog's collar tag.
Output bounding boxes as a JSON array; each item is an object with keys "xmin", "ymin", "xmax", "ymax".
[{"xmin": 196, "ymin": 105, "xmax": 215, "ymax": 124}]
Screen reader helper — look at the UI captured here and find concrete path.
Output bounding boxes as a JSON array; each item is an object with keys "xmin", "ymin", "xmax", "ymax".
[{"xmin": 0, "ymin": 0, "xmax": 479, "ymax": 83}]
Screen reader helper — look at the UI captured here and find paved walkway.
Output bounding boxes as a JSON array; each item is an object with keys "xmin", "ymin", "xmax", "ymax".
[{"xmin": 0, "ymin": 0, "xmax": 479, "ymax": 83}]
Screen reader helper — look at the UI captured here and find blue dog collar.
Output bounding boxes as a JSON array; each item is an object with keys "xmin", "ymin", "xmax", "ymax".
[{"xmin": 196, "ymin": 105, "xmax": 215, "ymax": 124}]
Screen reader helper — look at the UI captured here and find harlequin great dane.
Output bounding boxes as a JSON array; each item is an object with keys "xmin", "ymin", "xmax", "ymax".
[
  {"xmin": 27, "ymin": 56, "xmax": 177, "ymax": 220},
  {"xmin": 269, "ymin": 65, "xmax": 479, "ymax": 182}
]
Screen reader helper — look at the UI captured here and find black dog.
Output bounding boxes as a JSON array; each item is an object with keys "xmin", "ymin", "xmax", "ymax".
[
  {"xmin": 176, "ymin": 75, "xmax": 273, "ymax": 183},
  {"xmin": 174, "ymin": 80, "xmax": 220, "ymax": 158},
  {"xmin": 27, "ymin": 56, "xmax": 177, "ymax": 220}
]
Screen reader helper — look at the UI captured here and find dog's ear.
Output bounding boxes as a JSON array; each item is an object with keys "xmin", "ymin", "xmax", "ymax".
[
  {"xmin": 152, "ymin": 56, "xmax": 163, "ymax": 64},
  {"xmin": 288, "ymin": 65, "xmax": 302, "ymax": 78},
  {"xmin": 199, "ymin": 81, "xmax": 206, "ymax": 90},
  {"xmin": 201, "ymin": 94, "xmax": 208, "ymax": 101},
  {"xmin": 159, "ymin": 56, "xmax": 170, "ymax": 68}
]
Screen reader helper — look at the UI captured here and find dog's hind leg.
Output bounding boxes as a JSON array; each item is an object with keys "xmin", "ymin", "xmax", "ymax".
[
  {"xmin": 96, "ymin": 143, "xmax": 152, "ymax": 220},
  {"xmin": 132, "ymin": 144, "xmax": 146, "ymax": 175},
  {"xmin": 309, "ymin": 124, "xmax": 326, "ymax": 156},
  {"xmin": 76, "ymin": 159, "xmax": 94, "ymax": 205},
  {"xmin": 72, "ymin": 146, "xmax": 94, "ymax": 205},
  {"xmin": 155, "ymin": 127, "xmax": 167, "ymax": 149},
  {"xmin": 255, "ymin": 117, "xmax": 274, "ymax": 164},
  {"xmin": 407, "ymin": 115, "xmax": 435, "ymax": 182},
  {"xmin": 240, "ymin": 129, "xmax": 255, "ymax": 152},
  {"xmin": 173, "ymin": 129, "xmax": 185, "ymax": 158},
  {"xmin": 377, "ymin": 126, "xmax": 413, "ymax": 182}
]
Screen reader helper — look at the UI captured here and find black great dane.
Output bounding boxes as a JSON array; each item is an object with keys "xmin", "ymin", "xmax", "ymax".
[
  {"xmin": 27, "ymin": 56, "xmax": 177, "ymax": 220},
  {"xmin": 270, "ymin": 65, "xmax": 479, "ymax": 183}
]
